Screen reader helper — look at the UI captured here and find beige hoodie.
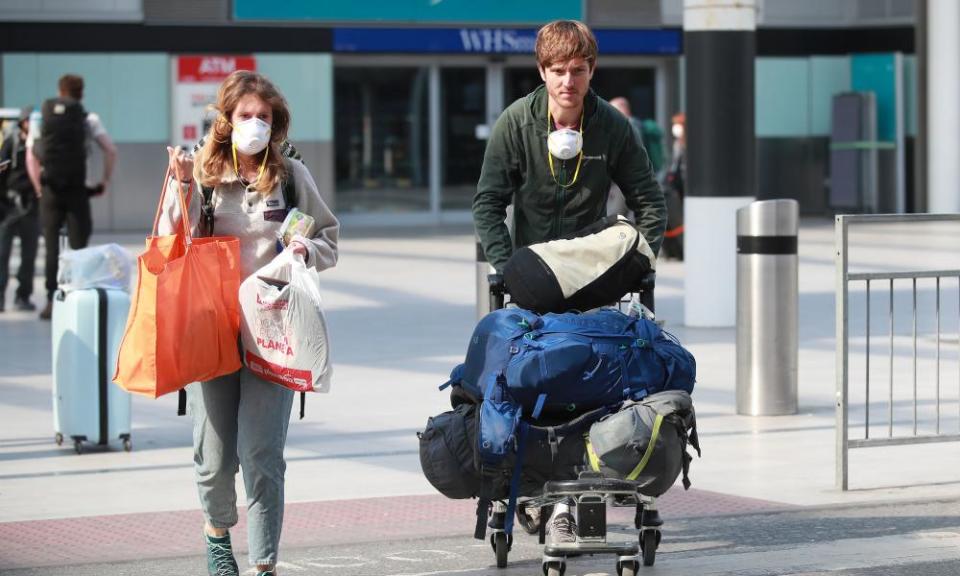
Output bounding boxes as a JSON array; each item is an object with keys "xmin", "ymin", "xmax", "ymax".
[{"xmin": 158, "ymin": 158, "xmax": 339, "ymax": 280}]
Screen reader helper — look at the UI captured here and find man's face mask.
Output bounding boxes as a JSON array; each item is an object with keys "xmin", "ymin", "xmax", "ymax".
[
  {"xmin": 672, "ymin": 123, "xmax": 684, "ymax": 139},
  {"xmin": 232, "ymin": 117, "xmax": 271, "ymax": 155},
  {"xmin": 547, "ymin": 128, "xmax": 583, "ymax": 160}
]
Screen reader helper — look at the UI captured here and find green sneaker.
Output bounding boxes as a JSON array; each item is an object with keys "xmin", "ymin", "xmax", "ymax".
[{"xmin": 205, "ymin": 532, "xmax": 239, "ymax": 576}]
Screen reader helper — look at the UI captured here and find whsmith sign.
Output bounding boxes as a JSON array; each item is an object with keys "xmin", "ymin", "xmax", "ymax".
[{"xmin": 333, "ymin": 28, "xmax": 681, "ymax": 55}]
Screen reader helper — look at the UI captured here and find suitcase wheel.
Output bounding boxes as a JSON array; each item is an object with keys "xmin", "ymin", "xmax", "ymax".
[
  {"xmin": 55, "ymin": 433, "xmax": 63, "ymax": 446},
  {"xmin": 123, "ymin": 438, "xmax": 132, "ymax": 452},
  {"xmin": 73, "ymin": 439, "xmax": 83, "ymax": 455}
]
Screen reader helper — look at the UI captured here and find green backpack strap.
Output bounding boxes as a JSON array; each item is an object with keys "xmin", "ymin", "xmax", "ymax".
[
  {"xmin": 281, "ymin": 157, "xmax": 297, "ymax": 210},
  {"xmin": 199, "ymin": 185, "xmax": 216, "ymax": 237}
]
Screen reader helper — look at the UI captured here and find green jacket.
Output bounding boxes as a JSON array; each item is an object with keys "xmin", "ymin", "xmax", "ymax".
[{"xmin": 474, "ymin": 85, "xmax": 666, "ymax": 271}]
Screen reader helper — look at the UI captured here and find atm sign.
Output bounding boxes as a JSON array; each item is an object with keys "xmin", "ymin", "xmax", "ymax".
[{"xmin": 178, "ymin": 56, "xmax": 256, "ymax": 82}]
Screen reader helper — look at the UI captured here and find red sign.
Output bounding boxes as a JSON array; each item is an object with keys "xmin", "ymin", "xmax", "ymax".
[
  {"xmin": 246, "ymin": 351, "xmax": 313, "ymax": 392},
  {"xmin": 177, "ymin": 55, "xmax": 256, "ymax": 83}
]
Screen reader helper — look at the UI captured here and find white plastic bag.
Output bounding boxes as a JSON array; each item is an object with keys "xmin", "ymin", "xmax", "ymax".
[
  {"xmin": 57, "ymin": 243, "xmax": 135, "ymax": 292},
  {"xmin": 239, "ymin": 250, "xmax": 332, "ymax": 393}
]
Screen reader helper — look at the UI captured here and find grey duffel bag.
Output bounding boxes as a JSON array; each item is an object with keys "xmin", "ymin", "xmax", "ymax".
[{"xmin": 585, "ymin": 390, "xmax": 701, "ymax": 497}]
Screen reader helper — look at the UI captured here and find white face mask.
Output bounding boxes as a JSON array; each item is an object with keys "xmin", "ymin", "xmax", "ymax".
[
  {"xmin": 232, "ymin": 117, "xmax": 271, "ymax": 155},
  {"xmin": 672, "ymin": 124, "xmax": 684, "ymax": 139},
  {"xmin": 547, "ymin": 128, "xmax": 583, "ymax": 160}
]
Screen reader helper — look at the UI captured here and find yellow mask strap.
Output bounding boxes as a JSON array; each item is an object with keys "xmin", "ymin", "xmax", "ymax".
[{"xmin": 232, "ymin": 142, "xmax": 269, "ymax": 186}]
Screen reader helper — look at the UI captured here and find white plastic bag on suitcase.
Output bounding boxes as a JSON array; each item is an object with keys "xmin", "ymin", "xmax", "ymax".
[
  {"xmin": 57, "ymin": 244, "xmax": 135, "ymax": 292},
  {"xmin": 239, "ymin": 250, "xmax": 332, "ymax": 393}
]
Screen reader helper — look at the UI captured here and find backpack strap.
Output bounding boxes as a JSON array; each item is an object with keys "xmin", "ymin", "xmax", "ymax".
[
  {"xmin": 199, "ymin": 185, "xmax": 216, "ymax": 237},
  {"xmin": 503, "ymin": 421, "xmax": 528, "ymax": 537},
  {"xmin": 282, "ymin": 158, "xmax": 297, "ymax": 210}
]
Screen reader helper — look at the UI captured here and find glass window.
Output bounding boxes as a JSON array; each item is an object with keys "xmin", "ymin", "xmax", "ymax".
[
  {"xmin": 441, "ymin": 68, "xmax": 486, "ymax": 210},
  {"xmin": 505, "ymin": 67, "xmax": 542, "ymax": 105},
  {"xmin": 591, "ymin": 67, "xmax": 657, "ymax": 120},
  {"xmin": 505, "ymin": 66, "xmax": 657, "ymax": 122},
  {"xmin": 334, "ymin": 67, "xmax": 430, "ymax": 213}
]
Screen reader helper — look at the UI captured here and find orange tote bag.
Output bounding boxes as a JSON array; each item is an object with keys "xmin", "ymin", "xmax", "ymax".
[{"xmin": 114, "ymin": 169, "xmax": 242, "ymax": 398}]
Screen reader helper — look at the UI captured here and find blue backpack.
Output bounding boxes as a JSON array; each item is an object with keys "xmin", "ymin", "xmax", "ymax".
[
  {"xmin": 444, "ymin": 307, "xmax": 696, "ymax": 423},
  {"xmin": 442, "ymin": 307, "xmax": 696, "ymax": 538}
]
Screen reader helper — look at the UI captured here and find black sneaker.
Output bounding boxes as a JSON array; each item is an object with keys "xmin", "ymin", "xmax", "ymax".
[
  {"xmin": 39, "ymin": 301, "xmax": 52, "ymax": 321},
  {"xmin": 14, "ymin": 297, "xmax": 36, "ymax": 312},
  {"xmin": 205, "ymin": 532, "xmax": 239, "ymax": 576},
  {"xmin": 516, "ymin": 504, "xmax": 541, "ymax": 535},
  {"xmin": 0, "ymin": 297, "xmax": 4, "ymax": 312}
]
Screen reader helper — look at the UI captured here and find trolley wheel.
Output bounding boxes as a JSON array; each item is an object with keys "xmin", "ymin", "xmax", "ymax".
[
  {"xmin": 640, "ymin": 529, "xmax": 659, "ymax": 566},
  {"xmin": 616, "ymin": 560, "xmax": 639, "ymax": 576},
  {"xmin": 543, "ymin": 561, "xmax": 565, "ymax": 576},
  {"xmin": 491, "ymin": 532, "xmax": 510, "ymax": 568},
  {"xmin": 73, "ymin": 439, "xmax": 83, "ymax": 455},
  {"xmin": 123, "ymin": 438, "xmax": 132, "ymax": 452},
  {"xmin": 55, "ymin": 433, "xmax": 63, "ymax": 446}
]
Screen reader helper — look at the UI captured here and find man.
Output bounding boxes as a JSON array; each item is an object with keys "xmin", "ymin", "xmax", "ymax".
[
  {"xmin": 26, "ymin": 74, "xmax": 117, "ymax": 319},
  {"xmin": 474, "ymin": 20, "xmax": 665, "ymax": 276},
  {"xmin": 660, "ymin": 112, "xmax": 686, "ymax": 260},
  {"xmin": 0, "ymin": 107, "xmax": 39, "ymax": 312},
  {"xmin": 472, "ymin": 19, "xmax": 666, "ymax": 543}
]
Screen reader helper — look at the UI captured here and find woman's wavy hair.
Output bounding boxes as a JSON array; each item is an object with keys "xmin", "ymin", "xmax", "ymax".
[{"xmin": 195, "ymin": 70, "xmax": 291, "ymax": 195}]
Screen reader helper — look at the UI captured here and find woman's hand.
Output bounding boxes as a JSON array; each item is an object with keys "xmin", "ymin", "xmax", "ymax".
[
  {"xmin": 166, "ymin": 146, "xmax": 194, "ymax": 182},
  {"xmin": 289, "ymin": 240, "xmax": 308, "ymax": 261}
]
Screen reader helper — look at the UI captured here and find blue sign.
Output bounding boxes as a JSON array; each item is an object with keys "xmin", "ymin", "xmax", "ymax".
[
  {"xmin": 235, "ymin": 0, "xmax": 581, "ymax": 24},
  {"xmin": 334, "ymin": 28, "xmax": 682, "ymax": 55}
]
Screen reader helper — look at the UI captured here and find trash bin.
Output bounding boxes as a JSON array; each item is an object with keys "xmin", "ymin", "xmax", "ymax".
[{"xmin": 736, "ymin": 199, "xmax": 798, "ymax": 416}]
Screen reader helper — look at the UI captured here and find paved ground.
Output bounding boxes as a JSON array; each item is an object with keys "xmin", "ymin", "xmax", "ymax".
[
  {"xmin": 5, "ymin": 498, "xmax": 960, "ymax": 575},
  {"xmin": 2, "ymin": 217, "xmax": 960, "ymax": 574}
]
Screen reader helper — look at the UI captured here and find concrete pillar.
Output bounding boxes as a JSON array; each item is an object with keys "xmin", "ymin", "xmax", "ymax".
[
  {"xmin": 927, "ymin": 0, "xmax": 960, "ymax": 213},
  {"xmin": 683, "ymin": 0, "xmax": 756, "ymax": 327}
]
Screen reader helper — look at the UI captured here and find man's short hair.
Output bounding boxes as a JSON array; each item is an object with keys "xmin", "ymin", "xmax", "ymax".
[
  {"xmin": 58, "ymin": 74, "xmax": 84, "ymax": 100},
  {"xmin": 535, "ymin": 20, "xmax": 598, "ymax": 70}
]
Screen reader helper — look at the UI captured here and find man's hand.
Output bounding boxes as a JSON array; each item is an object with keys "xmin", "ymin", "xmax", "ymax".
[{"xmin": 166, "ymin": 146, "xmax": 194, "ymax": 182}]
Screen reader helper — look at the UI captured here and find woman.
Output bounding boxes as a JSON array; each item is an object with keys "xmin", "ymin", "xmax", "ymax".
[{"xmin": 161, "ymin": 70, "xmax": 339, "ymax": 576}]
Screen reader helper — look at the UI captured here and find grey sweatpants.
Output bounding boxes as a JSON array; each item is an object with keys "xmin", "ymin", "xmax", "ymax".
[{"xmin": 188, "ymin": 367, "xmax": 294, "ymax": 566}]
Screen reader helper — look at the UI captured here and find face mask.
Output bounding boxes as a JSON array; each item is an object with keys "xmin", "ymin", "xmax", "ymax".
[
  {"xmin": 547, "ymin": 128, "xmax": 583, "ymax": 160},
  {"xmin": 672, "ymin": 124, "xmax": 684, "ymax": 139},
  {"xmin": 232, "ymin": 117, "xmax": 271, "ymax": 155}
]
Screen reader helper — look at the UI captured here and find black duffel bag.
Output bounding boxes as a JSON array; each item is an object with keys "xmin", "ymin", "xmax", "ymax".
[{"xmin": 503, "ymin": 215, "xmax": 655, "ymax": 314}]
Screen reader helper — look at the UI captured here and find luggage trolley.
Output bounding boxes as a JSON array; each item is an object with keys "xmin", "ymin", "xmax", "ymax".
[{"xmin": 483, "ymin": 273, "xmax": 663, "ymax": 573}]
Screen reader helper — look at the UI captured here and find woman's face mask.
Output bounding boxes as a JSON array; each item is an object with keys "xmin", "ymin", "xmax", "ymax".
[
  {"xmin": 547, "ymin": 128, "xmax": 583, "ymax": 160},
  {"xmin": 232, "ymin": 117, "xmax": 271, "ymax": 155},
  {"xmin": 672, "ymin": 123, "xmax": 684, "ymax": 139}
]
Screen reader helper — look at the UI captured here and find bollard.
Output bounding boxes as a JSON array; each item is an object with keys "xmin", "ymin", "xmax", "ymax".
[{"xmin": 736, "ymin": 199, "xmax": 798, "ymax": 416}]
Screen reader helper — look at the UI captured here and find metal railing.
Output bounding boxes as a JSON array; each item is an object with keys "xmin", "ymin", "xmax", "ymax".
[{"xmin": 836, "ymin": 214, "xmax": 960, "ymax": 490}]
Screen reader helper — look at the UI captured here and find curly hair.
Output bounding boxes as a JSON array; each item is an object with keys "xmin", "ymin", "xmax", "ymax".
[
  {"xmin": 196, "ymin": 70, "xmax": 291, "ymax": 195},
  {"xmin": 535, "ymin": 20, "xmax": 598, "ymax": 71}
]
